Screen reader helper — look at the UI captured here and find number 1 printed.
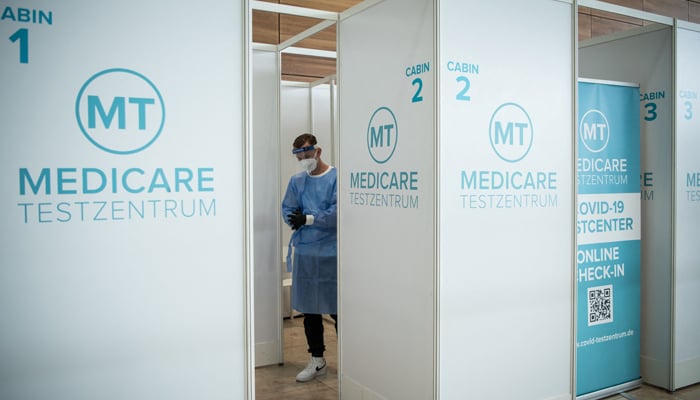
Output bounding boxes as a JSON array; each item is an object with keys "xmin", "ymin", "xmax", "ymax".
[{"xmin": 9, "ymin": 28, "xmax": 29, "ymax": 64}]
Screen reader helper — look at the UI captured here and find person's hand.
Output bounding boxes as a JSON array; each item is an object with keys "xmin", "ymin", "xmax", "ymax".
[{"xmin": 288, "ymin": 209, "xmax": 306, "ymax": 230}]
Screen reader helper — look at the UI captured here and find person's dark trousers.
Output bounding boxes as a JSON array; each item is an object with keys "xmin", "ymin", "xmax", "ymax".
[{"xmin": 303, "ymin": 313, "xmax": 338, "ymax": 357}]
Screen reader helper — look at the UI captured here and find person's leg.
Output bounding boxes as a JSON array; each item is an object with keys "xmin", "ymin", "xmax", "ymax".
[
  {"xmin": 303, "ymin": 313, "xmax": 325, "ymax": 356},
  {"xmin": 330, "ymin": 314, "xmax": 337, "ymax": 334},
  {"xmin": 297, "ymin": 313, "xmax": 327, "ymax": 382}
]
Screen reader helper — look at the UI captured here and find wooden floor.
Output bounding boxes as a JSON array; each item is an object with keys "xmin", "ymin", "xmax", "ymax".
[
  {"xmin": 255, "ymin": 317, "xmax": 700, "ymax": 399},
  {"xmin": 607, "ymin": 383, "xmax": 700, "ymax": 400},
  {"xmin": 256, "ymin": 316, "xmax": 338, "ymax": 400}
]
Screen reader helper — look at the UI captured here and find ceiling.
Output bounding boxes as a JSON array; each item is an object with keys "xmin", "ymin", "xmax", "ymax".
[
  {"xmin": 252, "ymin": 0, "xmax": 700, "ymax": 82},
  {"xmin": 252, "ymin": 0, "xmax": 363, "ymax": 82}
]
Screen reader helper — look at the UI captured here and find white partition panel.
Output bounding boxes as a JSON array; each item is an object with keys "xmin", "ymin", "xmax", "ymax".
[
  {"xmin": 253, "ymin": 49, "xmax": 282, "ymax": 367},
  {"xmin": 580, "ymin": 25, "xmax": 675, "ymax": 389},
  {"xmin": 674, "ymin": 23, "xmax": 700, "ymax": 390},
  {"xmin": 0, "ymin": 1, "xmax": 247, "ymax": 399},
  {"xmin": 338, "ymin": 0, "xmax": 435, "ymax": 398},
  {"xmin": 438, "ymin": 1, "xmax": 574, "ymax": 399},
  {"xmin": 280, "ymin": 83, "xmax": 312, "ymax": 247},
  {"xmin": 340, "ymin": 1, "xmax": 573, "ymax": 398},
  {"xmin": 312, "ymin": 83, "xmax": 335, "ymax": 163}
]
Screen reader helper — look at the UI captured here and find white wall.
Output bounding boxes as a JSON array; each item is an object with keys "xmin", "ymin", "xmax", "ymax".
[
  {"xmin": 253, "ymin": 49, "xmax": 282, "ymax": 367},
  {"xmin": 438, "ymin": 1, "xmax": 573, "ymax": 399},
  {"xmin": 0, "ymin": 1, "xmax": 247, "ymax": 399},
  {"xmin": 312, "ymin": 83, "xmax": 336, "ymax": 164},
  {"xmin": 580, "ymin": 25, "xmax": 674, "ymax": 389},
  {"xmin": 280, "ymin": 83, "xmax": 312, "ymax": 248}
]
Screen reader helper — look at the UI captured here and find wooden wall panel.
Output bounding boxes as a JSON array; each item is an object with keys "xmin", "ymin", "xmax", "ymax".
[
  {"xmin": 579, "ymin": 12, "xmax": 593, "ymax": 41},
  {"xmin": 253, "ymin": 0, "xmax": 279, "ymax": 44},
  {"xmin": 691, "ymin": 1, "xmax": 700, "ymax": 22},
  {"xmin": 279, "ymin": 15, "xmax": 337, "ymax": 50},
  {"xmin": 601, "ymin": 0, "xmax": 645, "ymax": 11},
  {"xmin": 644, "ymin": 0, "xmax": 690, "ymax": 19},
  {"xmin": 253, "ymin": 10, "xmax": 279, "ymax": 44},
  {"xmin": 281, "ymin": 53, "xmax": 336, "ymax": 80},
  {"xmin": 591, "ymin": 14, "xmax": 642, "ymax": 37},
  {"xmin": 591, "ymin": 9, "xmax": 644, "ymax": 25},
  {"xmin": 276, "ymin": 0, "xmax": 359, "ymax": 52},
  {"xmin": 281, "ymin": 0, "xmax": 362, "ymax": 12}
]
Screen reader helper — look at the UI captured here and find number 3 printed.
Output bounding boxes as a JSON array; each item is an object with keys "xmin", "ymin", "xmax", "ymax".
[{"xmin": 644, "ymin": 102, "xmax": 657, "ymax": 121}]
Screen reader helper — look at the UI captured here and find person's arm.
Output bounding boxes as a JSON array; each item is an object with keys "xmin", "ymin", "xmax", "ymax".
[
  {"xmin": 281, "ymin": 177, "xmax": 300, "ymax": 228},
  {"xmin": 307, "ymin": 178, "xmax": 337, "ymax": 229}
]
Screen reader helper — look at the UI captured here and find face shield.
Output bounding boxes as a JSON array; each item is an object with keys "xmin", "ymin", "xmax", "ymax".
[
  {"xmin": 293, "ymin": 145, "xmax": 318, "ymax": 174},
  {"xmin": 292, "ymin": 145, "xmax": 317, "ymax": 160}
]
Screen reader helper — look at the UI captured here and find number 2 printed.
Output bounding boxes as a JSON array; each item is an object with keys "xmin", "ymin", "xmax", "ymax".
[
  {"xmin": 456, "ymin": 76, "xmax": 471, "ymax": 101},
  {"xmin": 411, "ymin": 75, "xmax": 474, "ymax": 103},
  {"xmin": 411, "ymin": 77, "xmax": 423, "ymax": 103}
]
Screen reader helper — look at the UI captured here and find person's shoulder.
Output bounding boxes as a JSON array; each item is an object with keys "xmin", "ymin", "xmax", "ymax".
[
  {"xmin": 287, "ymin": 171, "xmax": 306, "ymax": 185},
  {"xmin": 321, "ymin": 166, "xmax": 337, "ymax": 180}
]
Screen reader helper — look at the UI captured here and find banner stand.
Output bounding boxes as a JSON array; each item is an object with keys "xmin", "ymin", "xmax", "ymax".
[
  {"xmin": 576, "ymin": 78, "xmax": 642, "ymax": 399},
  {"xmin": 577, "ymin": 379, "xmax": 643, "ymax": 400}
]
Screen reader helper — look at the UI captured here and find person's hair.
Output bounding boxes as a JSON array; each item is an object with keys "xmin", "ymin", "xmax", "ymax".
[{"xmin": 293, "ymin": 133, "xmax": 317, "ymax": 149}]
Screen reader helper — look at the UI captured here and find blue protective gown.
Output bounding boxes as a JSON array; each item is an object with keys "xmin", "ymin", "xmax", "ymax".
[{"xmin": 281, "ymin": 167, "xmax": 337, "ymax": 315}]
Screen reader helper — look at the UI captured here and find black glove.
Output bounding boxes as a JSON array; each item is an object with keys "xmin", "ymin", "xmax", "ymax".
[{"xmin": 287, "ymin": 209, "xmax": 306, "ymax": 230}]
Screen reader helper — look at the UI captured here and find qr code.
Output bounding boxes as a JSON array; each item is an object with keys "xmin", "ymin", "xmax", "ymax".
[{"xmin": 587, "ymin": 284, "xmax": 613, "ymax": 326}]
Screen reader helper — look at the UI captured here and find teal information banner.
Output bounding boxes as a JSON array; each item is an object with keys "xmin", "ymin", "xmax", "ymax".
[{"xmin": 576, "ymin": 81, "xmax": 641, "ymax": 396}]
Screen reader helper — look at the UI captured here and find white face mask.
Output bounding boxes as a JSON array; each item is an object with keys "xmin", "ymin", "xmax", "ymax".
[{"xmin": 299, "ymin": 158, "xmax": 318, "ymax": 174}]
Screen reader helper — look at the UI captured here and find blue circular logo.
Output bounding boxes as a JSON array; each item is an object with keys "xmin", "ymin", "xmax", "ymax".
[
  {"xmin": 489, "ymin": 102, "xmax": 533, "ymax": 163},
  {"xmin": 366, "ymin": 106, "xmax": 398, "ymax": 164},
  {"xmin": 579, "ymin": 109, "xmax": 610, "ymax": 153},
  {"xmin": 75, "ymin": 68, "xmax": 165, "ymax": 155}
]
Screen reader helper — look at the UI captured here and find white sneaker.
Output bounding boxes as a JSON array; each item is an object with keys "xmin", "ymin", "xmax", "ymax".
[{"xmin": 296, "ymin": 356, "xmax": 327, "ymax": 382}]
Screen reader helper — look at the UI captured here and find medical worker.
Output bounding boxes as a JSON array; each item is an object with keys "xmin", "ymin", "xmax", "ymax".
[{"xmin": 282, "ymin": 133, "xmax": 338, "ymax": 383}]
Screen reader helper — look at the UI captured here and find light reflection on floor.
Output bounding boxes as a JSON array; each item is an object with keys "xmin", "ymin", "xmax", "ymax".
[{"xmin": 255, "ymin": 317, "xmax": 700, "ymax": 400}]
